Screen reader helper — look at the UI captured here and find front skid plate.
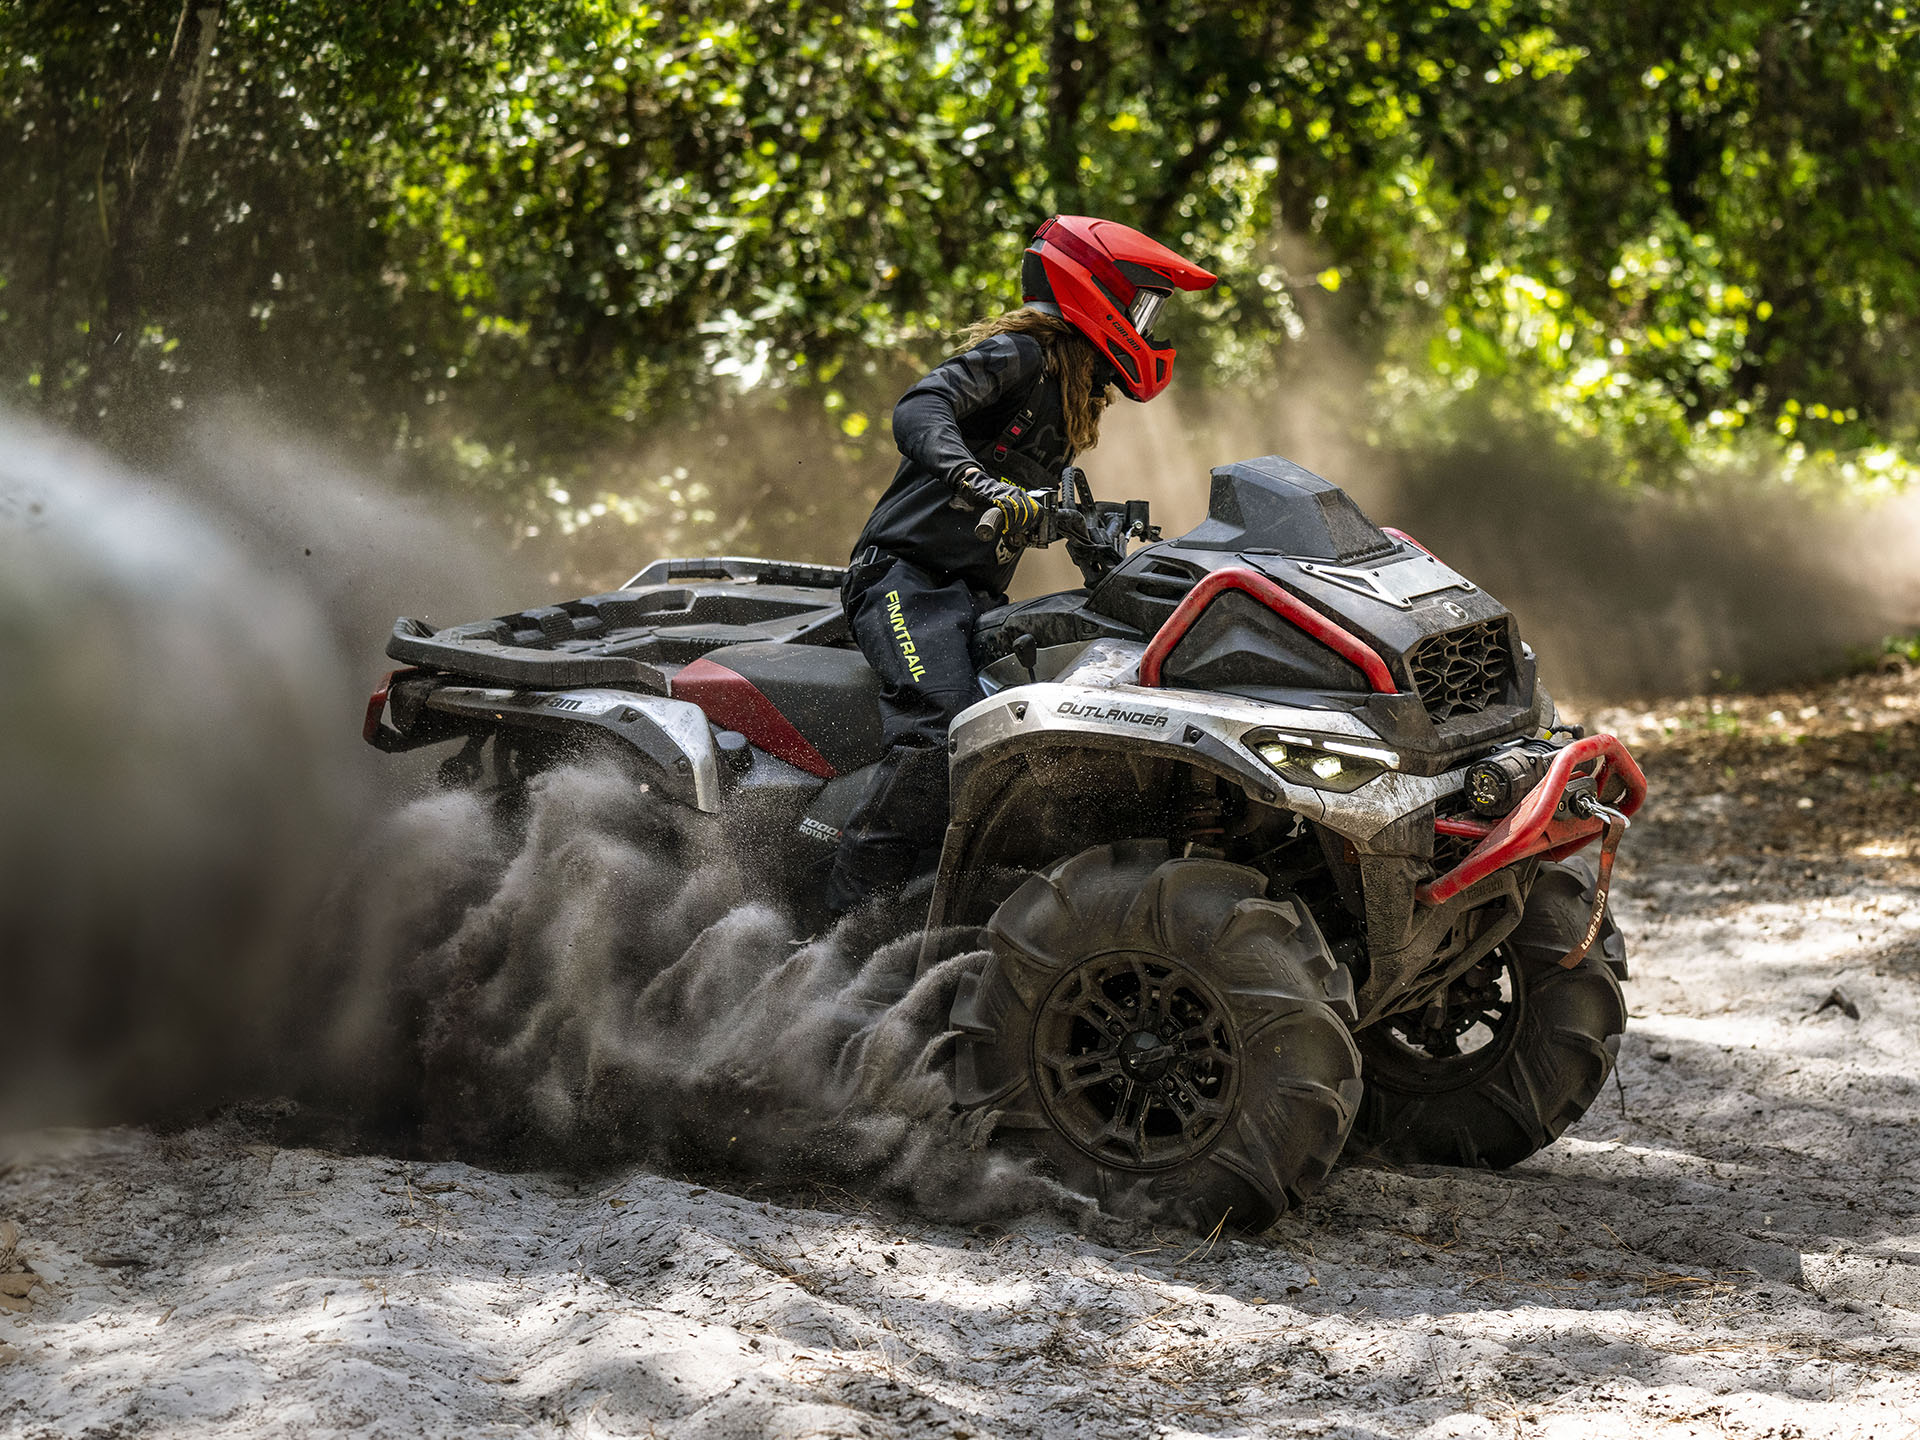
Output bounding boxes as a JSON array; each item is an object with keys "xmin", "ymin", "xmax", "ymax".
[{"xmin": 947, "ymin": 679, "xmax": 1480, "ymax": 844}]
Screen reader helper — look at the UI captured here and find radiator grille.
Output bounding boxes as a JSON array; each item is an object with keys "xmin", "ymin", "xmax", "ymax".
[
  {"xmin": 1431, "ymin": 828, "xmax": 1481, "ymax": 872},
  {"xmin": 1407, "ymin": 620, "xmax": 1513, "ymax": 722}
]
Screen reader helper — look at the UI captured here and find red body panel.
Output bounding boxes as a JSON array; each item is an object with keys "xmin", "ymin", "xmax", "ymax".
[
  {"xmin": 1417, "ymin": 734, "xmax": 1648, "ymax": 906},
  {"xmin": 363, "ymin": 672, "xmax": 397, "ymax": 745},
  {"xmin": 362, "ymin": 668, "xmax": 418, "ymax": 745},
  {"xmin": 1380, "ymin": 526, "xmax": 1431, "ymax": 556},
  {"xmin": 671, "ymin": 657, "xmax": 837, "ymax": 779},
  {"xmin": 1137, "ymin": 566, "xmax": 1399, "ymax": 694}
]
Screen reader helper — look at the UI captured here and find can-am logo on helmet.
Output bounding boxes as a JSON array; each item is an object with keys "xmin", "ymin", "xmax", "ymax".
[{"xmin": 1055, "ymin": 700, "xmax": 1169, "ymax": 729}]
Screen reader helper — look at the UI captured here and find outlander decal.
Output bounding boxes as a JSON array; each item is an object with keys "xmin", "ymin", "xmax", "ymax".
[{"xmin": 1054, "ymin": 700, "xmax": 1170, "ymax": 729}]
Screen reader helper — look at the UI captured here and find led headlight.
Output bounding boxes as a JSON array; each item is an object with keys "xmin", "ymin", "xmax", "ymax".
[{"xmin": 1252, "ymin": 738, "xmax": 1388, "ymax": 793}]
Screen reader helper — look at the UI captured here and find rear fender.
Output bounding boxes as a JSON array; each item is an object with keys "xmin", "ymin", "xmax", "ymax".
[{"xmin": 423, "ymin": 685, "xmax": 722, "ymax": 810}]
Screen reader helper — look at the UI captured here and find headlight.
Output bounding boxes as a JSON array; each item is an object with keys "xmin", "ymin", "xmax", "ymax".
[{"xmin": 1253, "ymin": 738, "xmax": 1388, "ymax": 793}]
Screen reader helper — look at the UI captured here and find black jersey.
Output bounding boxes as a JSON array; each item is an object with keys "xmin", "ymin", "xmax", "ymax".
[{"xmin": 852, "ymin": 333, "xmax": 1076, "ymax": 594}]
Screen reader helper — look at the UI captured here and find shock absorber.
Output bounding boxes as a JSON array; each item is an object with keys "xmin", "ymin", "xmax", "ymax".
[{"xmin": 1180, "ymin": 772, "xmax": 1227, "ymax": 859}]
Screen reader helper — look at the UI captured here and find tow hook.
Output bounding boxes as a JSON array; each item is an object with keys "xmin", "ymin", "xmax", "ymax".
[{"xmin": 1558, "ymin": 792, "xmax": 1630, "ymax": 968}]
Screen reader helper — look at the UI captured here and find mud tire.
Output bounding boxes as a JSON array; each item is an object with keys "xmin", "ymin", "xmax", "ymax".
[
  {"xmin": 950, "ymin": 840, "xmax": 1363, "ymax": 1233},
  {"xmin": 1349, "ymin": 858, "xmax": 1628, "ymax": 1169}
]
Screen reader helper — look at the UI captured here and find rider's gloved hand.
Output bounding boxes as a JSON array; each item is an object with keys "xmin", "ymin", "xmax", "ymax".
[{"xmin": 956, "ymin": 466, "xmax": 1041, "ymax": 534}]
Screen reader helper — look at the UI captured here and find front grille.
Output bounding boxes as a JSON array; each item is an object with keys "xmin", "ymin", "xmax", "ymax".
[
  {"xmin": 1430, "ymin": 794, "xmax": 1484, "ymax": 873},
  {"xmin": 1432, "ymin": 829, "xmax": 1480, "ymax": 872},
  {"xmin": 1407, "ymin": 620, "xmax": 1513, "ymax": 722}
]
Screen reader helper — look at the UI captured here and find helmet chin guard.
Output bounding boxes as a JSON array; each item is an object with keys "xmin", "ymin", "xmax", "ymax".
[{"xmin": 1021, "ymin": 215, "xmax": 1217, "ymax": 401}]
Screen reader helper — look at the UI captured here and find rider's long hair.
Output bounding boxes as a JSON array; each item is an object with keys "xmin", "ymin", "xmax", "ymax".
[{"xmin": 961, "ymin": 308, "xmax": 1111, "ymax": 454}]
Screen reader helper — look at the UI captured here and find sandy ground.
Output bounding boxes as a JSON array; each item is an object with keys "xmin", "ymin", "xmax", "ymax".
[{"xmin": 3, "ymin": 670, "xmax": 1918, "ymax": 1439}]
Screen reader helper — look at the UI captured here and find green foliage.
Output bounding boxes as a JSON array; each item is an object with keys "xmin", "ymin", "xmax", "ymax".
[
  {"xmin": 1, "ymin": 0, "xmax": 1916, "ymax": 567},
  {"xmin": 1849, "ymin": 632, "xmax": 1920, "ymax": 673}
]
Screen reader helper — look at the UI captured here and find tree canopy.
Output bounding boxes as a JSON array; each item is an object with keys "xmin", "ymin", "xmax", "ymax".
[{"xmin": 2, "ymin": 0, "xmax": 1915, "ymax": 566}]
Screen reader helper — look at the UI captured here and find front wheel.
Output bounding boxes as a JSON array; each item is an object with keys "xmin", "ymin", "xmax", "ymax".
[
  {"xmin": 950, "ymin": 840, "xmax": 1362, "ymax": 1233},
  {"xmin": 1348, "ymin": 858, "xmax": 1628, "ymax": 1169}
]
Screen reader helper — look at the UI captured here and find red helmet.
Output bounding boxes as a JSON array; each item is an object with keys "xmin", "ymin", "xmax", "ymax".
[{"xmin": 1021, "ymin": 215, "xmax": 1217, "ymax": 402}]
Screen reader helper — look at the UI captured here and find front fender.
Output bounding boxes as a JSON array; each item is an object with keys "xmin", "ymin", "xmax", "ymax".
[{"xmin": 946, "ymin": 681, "xmax": 1470, "ymax": 845}]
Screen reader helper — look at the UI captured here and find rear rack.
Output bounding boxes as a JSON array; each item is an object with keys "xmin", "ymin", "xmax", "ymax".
[
  {"xmin": 621, "ymin": 556, "xmax": 846, "ymax": 589},
  {"xmin": 385, "ymin": 616, "xmax": 670, "ymax": 692}
]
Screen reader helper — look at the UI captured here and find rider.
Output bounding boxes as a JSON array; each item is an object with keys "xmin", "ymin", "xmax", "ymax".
[{"xmin": 826, "ymin": 215, "xmax": 1216, "ymax": 915}]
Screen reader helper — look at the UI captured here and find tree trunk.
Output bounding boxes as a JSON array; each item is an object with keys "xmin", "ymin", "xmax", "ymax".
[
  {"xmin": 40, "ymin": 110, "xmax": 71, "ymax": 408},
  {"xmin": 1045, "ymin": 0, "xmax": 1086, "ymax": 212},
  {"xmin": 84, "ymin": 0, "xmax": 223, "ymax": 438}
]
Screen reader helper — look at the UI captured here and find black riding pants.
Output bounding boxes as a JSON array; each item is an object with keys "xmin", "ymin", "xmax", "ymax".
[{"xmin": 826, "ymin": 552, "xmax": 999, "ymax": 913}]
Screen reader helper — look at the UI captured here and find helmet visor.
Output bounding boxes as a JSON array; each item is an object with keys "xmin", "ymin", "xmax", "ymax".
[{"xmin": 1128, "ymin": 287, "xmax": 1170, "ymax": 338}]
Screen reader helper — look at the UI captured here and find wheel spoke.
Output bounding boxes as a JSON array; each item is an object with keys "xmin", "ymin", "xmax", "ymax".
[
  {"xmin": 1426, "ymin": 1029, "xmax": 1463, "ymax": 1059},
  {"xmin": 1150, "ymin": 983, "xmax": 1181, "ymax": 1032},
  {"xmin": 1160, "ymin": 1083, "xmax": 1228, "ymax": 1130},
  {"xmin": 1070, "ymin": 976, "xmax": 1133, "ymax": 1035},
  {"xmin": 1182, "ymin": 1042, "xmax": 1236, "ymax": 1071},
  {"xmin": 1038, "ymin": 1050, "xmax": 1125, "ymax": 1095}
]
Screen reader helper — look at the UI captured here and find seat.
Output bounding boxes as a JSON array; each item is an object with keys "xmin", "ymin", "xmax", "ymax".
[
  {"xmin": 972, "ymin": 588, "xmax": 1141, "ymax": 663},
  {"xmin": 672, "ymin": 642, "xmax": 885, "ymax": 778}
]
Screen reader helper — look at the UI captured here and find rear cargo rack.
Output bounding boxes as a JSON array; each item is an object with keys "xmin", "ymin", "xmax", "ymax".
[
  {"xmin": 385, "ymin": 617, "xmax": 671, "ymax": 692},
  {"xmin": 621, "ymin": 556, "xmax": 846, "ymax": 589},
  {"xmin": 384, "ymin": 561, "xmax": 851, "ymax": 691}
]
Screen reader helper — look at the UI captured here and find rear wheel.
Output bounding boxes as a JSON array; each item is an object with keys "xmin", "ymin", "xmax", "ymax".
[
  {"xmin": 950, "ymin": 840, "xmax": 1362, "ymax": 1232},
  {"xmin": 1349, "ymin": 858, "xmax": 1627, "ymax": 1168}
]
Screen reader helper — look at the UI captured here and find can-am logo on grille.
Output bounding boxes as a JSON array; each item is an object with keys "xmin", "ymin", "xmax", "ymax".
[
  {"xmin": 1439, "ymin": 601, "xmax": 1469, "ymax": 621},
  {"xmin": 1055, "ymin": 701, "xmax": 1169, "ymax": 729}
]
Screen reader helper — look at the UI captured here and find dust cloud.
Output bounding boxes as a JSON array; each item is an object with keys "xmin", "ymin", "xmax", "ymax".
[
  {"xmin": 0, "ymin": 406, "xmax": 532, "ymax": 1127},
  {"xmin": 0, "ymin": 409, "xmax": 1054, "ymax": 1222},
  {"xmin": 313, "ymin": 760, "xmax": 1058, "ymax": 1219},
  {"xmin": 1026, "ymin": 373, "xmax": 1920, "ymax": 698}
]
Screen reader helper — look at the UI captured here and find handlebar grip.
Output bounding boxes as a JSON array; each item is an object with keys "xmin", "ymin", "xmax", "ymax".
[{"xmin": 973, "ymin": 506, "xmax": 1008, "ymax": 543}]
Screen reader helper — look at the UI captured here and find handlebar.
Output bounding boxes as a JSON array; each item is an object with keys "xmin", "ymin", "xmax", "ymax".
[{"xmin": 968, "ymin": 471, "xmax": 1161, "ymax": 553}]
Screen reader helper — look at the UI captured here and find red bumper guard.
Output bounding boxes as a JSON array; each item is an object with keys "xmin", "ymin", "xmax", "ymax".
[
  {"xmin": 1131, "ymin": 560, "xmax": 1646, "ymax": 970},
  {"xmin": 1420, "ymin": 734, "xmax": 1647, "ymax": 968}
]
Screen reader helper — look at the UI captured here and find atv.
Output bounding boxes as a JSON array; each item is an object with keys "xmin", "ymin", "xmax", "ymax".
[{"xmin": 365, "ymin": 455, "xmax": 1644, "ymax": 1230}]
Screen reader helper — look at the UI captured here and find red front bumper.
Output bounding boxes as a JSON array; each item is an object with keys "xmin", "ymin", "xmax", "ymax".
[{"xmin": 1417, "ymin": 733, "xmax": 1647, "ymax": 907}]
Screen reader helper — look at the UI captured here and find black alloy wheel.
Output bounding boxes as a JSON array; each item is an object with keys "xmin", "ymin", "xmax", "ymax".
[
  {"xmin": 949, "ymin": 839, "xmax": 1363, "ymax": 1233},
  {"xmin": 1363, "ymin": 950, "xmax": 1523, "ymax": 1092},
  {"xmin": 1348, "ymin": 858, "xmax": 1628, "ymax": 1169},
  {"xmin": 1032, "ymin": 952, "xmax": 1242, "ymax": 1172}
]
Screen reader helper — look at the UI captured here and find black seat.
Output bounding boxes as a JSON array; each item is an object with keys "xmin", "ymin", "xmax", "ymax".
[
  {"xmin": 972, "ymin": 589, "xmax": 1141, "ymax": 663},
  {"xmin": 691, "ymin": 642, "xmax": 885, "ymax": 775}
]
